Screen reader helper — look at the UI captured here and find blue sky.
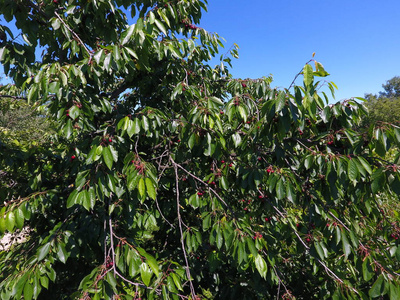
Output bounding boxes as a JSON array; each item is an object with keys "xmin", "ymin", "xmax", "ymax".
[
  {"xmin": 199, "ymin": 0, "xmax": 400, "ymax": 102},
  {"xmin": 1, "ymin": 1, "xmax": 400, "ymax": 102}
]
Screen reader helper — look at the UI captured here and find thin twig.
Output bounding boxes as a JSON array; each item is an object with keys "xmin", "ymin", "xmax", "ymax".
[
  {"xmin": 287, "ymin": 59, "xmax": 313, "ymax": 91},
  {"xmin": 172, "ymin": 158, "xmax": 196, "ymax": 299},
  {"xmin": 0, "ymin": 95, "xmax": 27, "ymax": 101},
  {"xmin": 54, "ymin": 11, "xmax": 92, "ymax": 57},
  {"xmin": 173, "ymin": 160, "xmax": 235, "ymax": 216},
  {"xmin": 107, "ymin": 196, "xmax": 116, "ymax": 276},
  {"xmin": 270, "ymin": 203, "xmax": 360, "ymax": 294}
]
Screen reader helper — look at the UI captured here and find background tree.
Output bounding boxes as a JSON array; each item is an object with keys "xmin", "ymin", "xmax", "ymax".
[
  {"xmin": 0, "ymin": 82, "xmax": 55, "ymax": 201},
  {"xmin": 364, "ymin": 76, "xmax": 400, "ymax": 125},
  {"xmin": 0, "ymin": 1, "xmax": 400, "ymax": 299}
]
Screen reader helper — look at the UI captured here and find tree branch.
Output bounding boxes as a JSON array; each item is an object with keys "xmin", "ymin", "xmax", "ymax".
[{"xmin": 171, "ymin": 158, "xmax": 197, "ymax": 299}]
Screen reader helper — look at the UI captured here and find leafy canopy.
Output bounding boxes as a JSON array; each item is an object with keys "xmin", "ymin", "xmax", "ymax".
[
  {"xmin": 1, "ymin": 1, "xmax": 400, "ymax": 299},
  {"xmin": 364, "ymin": 76, "xmax": 400, "ymax": 126}
]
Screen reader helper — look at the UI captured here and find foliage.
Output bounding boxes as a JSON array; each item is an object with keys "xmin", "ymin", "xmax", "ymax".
[
  {"xmin": 364, "ymin": 77, "xmax": 400, "ymax": 126},
  {"xmin": 0, "ymin": 1, "xmax": 400, "ymax": 299},
  {"xmin": 0, "ymin": 83, "xmax": 55, "ymax": 200}
]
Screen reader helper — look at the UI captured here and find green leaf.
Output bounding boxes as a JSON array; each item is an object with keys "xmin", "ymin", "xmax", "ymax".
[
  {"xmin": 106, "ymin": 272, "xmax": 117, "ymax": 290},
  {"xmin": 202, "ymin": 213, "xmax": 211, "ymax": 231},
  {"xmin": 314, "ymin": 241, "xmax": 325, "ymax": 259},
  {"xmin": 144, "ymin": 253, "xmax": 159, "ymax": 278},
  {"xmin": 335, "ymin": 225, "xmax": 341, "ymax": 245},
  {"xmin": 15, "ymin": 208, "xmax": 24, "ymax": 229},
  {"xmin": 158, "ymin": 9, "xmax": 170, "ymax": 28},
  {"xmin": 341, "ymin": 229, "xmax": 351, "ymax": 259},
  {"xmin": 255, "ymin": 254, "xmax": 268, "ymax": 279},
  {"xmin": 69, "ymin": 105, "xmax": 80, "ymax": 120},
  {"xmin": 102, "ymin": 146, "xmax": 113, "ymax": 170},
  {"xmin": 88, "ymin": 187, "xmax": 96, "ymax": 209},
  {"xmin": 37, "ymin": 242, "xmax": 51, "ymax": 261},
  {"xmin": 155, "ymin": 19, "xmax": 167, "ymax": 35},
  {"xmin": 188, "ymin": 133, "xmax": 195, "ymax": 149},
  {"xmin": 141, "ymin": 115, "xmax": 149, "ymax": 132},
  {"xmin": 303, "ymin": 64, "xmax": 314, "ymax": 87},
  {"xmin": 371, "ymin": 168, "xmax": 385, "ymax": 193},
  {"xmin": 369, "ymin": 275, "xmax": 384, "ymax": 298},
  {"xmin": 23, "ymin": 282, "xmax": 33, "ymax": 300},
  {"xmin": 126, "ymin": 119, "xmax": 137, "ymax": 137},
  {"xmin": 286, "ymin": 182, "xmax": 296, "ymax": 203},
  {"xmin": 314, "ymin": 61, "xmax": 329, "ymax": 77},
  {"xmin": 40, "ymin": 276, "xmax": 49, "ymax": 289},
  {"xmin": 148, "ymin": 11, "xmax": 155, "ymax": 24},
  {"xmin": 66, "ymin": 189, "xmax": 79, "ymax": 208},
  {"xmin": 57, "ymin": 243, "xmax": 68, "ymax": 264},
  {"xmin": 390, "ymin": 282, "xmax": 400, "ymax": 300},
  {"xmin": 304, "ymin": 155, "xmax": 314, "ymax": 169},
  {"xmin": 171, "ymin": 273, "xmax": 183, "ymax": 291},
  {"xmin": 232, "ymin": 132, "xmax": 242, "ymax": 148},
  {"xmin": 140, "ymin": 263, "xmax": 152, "ymax": 286},
  {"xmin": 358, "ymin": 157, "xmax": 372, "ymax": 175},
  {"xmin": 81, "ymin": 190, "xmax": 91, "ymax": 211},
  {"xmin": 145, "ymin": 178, "xmax": 156, "ymax": 200},
  {"xmin": 5, "ymin": 211, "xmax": 15, "ymax": 232},
  {"xmin": 12, "ymin": 273, "xmax": 28, "ymax": 298},
  {"xmin": 348, "ymin": 159, "xmax": 359, "ymax": 182},
  {"xmin": 276, "ymin": 178, "xmax": 285, "ymax": 200},
  {"xmin": 121, "ymin": 24, "xmax": 135, "ymax": 45},
  {"xmin": 362, "ymin": 259, "xmax": 374, "ymax": 282},
  {"xmin": 238, "ymin": 105, "xmax": 247, "ymax": 122},
  {"xmin": 0, "ymin": 215, "xmax": 6, "ymax": 234},
  {"xmin": 51, "ymin": 18, "xmax": 61, "ymax": 30},
  {"xmin": 109, "ymin": 145, "xmax": 118, "ymax": 162},
  {"xmin": 138, "ymin": 177, "xmax": 145, "ymax": 198},
  {"xmin": 216, "ymin": 227, "xmax": 223, "ymax": 249},
  {"xmin": 220, "ymin": 176, "xmax": 229, "ymax": 190},
  {"xmin": 167, "ymin": 274, "xmax": 178, "ymax": 294}
]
